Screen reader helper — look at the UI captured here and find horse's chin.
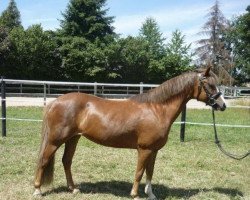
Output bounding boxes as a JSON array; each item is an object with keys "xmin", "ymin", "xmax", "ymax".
[{"xmin": 212, "ymin": 103, "xmax": 226, "ymax": 111}]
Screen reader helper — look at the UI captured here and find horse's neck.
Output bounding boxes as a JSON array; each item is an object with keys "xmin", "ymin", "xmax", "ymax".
[
  {"xmin": 161, "ymin": 83, "xmax": 194, "ymax": 123},
  {"xmin": 165, "ymin": 93, "xmax": 190, "ymax": 121}
]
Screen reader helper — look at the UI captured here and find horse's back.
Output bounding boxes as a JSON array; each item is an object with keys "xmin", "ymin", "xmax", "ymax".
[{"xmin": 56, "ymin": 92, "xmax": 101, "ymax": 103}]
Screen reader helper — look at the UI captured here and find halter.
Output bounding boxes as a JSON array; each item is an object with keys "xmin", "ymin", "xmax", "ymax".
[{"xmin": 197, "ymin": 74, "xmax": 222, "ymax": 108}]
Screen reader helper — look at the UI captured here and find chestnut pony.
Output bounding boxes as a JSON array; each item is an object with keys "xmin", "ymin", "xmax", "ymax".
[{"xmin": 33, "ymin": 67, "xmax": 226, "ymax": 199}]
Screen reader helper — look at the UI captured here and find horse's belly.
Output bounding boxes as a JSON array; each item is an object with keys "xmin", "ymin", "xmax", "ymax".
[{"xmin": 80, "ymin": 130, "xmax": 138, "ymax": 149}]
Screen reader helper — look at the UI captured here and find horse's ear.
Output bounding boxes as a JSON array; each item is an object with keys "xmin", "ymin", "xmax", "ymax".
[{"xmin": 204, "ymin": 66, "xmax": 211, "ymax": 77}]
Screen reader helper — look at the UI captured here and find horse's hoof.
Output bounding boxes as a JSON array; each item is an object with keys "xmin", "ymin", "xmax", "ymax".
[
  {"xmin": 72, "ymin": 188, "xmax": 80, "ymax": 194},
  {"xmin": 147, "ymin": 194, "xmax": 157, "ymax": 200},
  {"xmin": 147, "ymin": 197, "xmax": 157, "ymax": 200},
  {"xmin": 33, "ymin": 189, "xmax": 42, "ymax": 197},
  {"xmin": 131, "ymin": 194, "xmax": 140, "ymax": 200}
]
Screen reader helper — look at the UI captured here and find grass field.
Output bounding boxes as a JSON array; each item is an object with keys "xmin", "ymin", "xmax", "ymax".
[{"xmin": 0, "ymin": 107, "xmax": 249, "ymax": 200}]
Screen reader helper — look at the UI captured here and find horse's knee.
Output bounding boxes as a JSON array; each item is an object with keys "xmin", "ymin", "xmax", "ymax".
[{"xmin": 40, "ymin": 157, "xmax": 50, "ymax": 167}]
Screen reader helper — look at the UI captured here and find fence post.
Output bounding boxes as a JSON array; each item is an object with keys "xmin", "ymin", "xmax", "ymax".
[
  {"xmin": 48, "ymin": 84, "xmax": 50, "ymax": 95},
  {"xmin": 140, "ymin": 82, "xmax": 143, "ymax": 94},
  {"xmin": 102, "ymin": 85, "xmax": 104, "ymax": 95},
  {"xmin": 94, "ymin": 82, "xmax": 97, "ymax": 96},
  {"xmin": 233, "ymin": 86, "xmax": 237, "ymax": 97},
  {"xmin": 43, "ymin": 83, "xmax": 46, "ymax": 106},
  {"xmin": 20, "ymin": 83, "xmax": 23, "ymax": 94},
  {"xmin": 221, "ymin": 86, "xmax": 225, "ymax": 97},
  {"xmin": 180, "ymin": 105, "xmax": 186, "ymax": 142},
  {"xmin": 1, "ymin": 77, "xmax": 7, "ymax": 137}
]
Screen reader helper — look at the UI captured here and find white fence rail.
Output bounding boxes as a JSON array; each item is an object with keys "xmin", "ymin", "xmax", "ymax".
[
  {"xmin": 3, "ymin": 79, "xmax": 158, "ymax": 99},
  {"xmin": 2, "ymin": 79, "xmax": 250, "ymax": 99}
]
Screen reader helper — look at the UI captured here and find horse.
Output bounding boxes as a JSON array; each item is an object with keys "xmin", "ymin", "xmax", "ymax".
[{"xmin": 33, "ymin": 67, "xmax": 226, "ymax": 200}]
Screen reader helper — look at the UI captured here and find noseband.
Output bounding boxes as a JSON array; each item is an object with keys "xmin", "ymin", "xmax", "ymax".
[{"xmin": 197, "ymin": 75, "xmax": 222, "ymax": 108}]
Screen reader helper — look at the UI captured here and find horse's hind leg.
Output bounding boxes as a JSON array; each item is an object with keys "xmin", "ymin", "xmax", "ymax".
[
  {"xmin": 62, "ymin": 135, "xmax": 80, "ymax": 193},
  {"xmin": 34, "ymin": 142, "xmax": 59, "ymax": 196}
]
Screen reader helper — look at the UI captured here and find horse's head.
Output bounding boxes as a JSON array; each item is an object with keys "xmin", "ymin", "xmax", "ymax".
[{"xmin": 195, "ymin": 67, "xmax": 226, "ymax": 111}]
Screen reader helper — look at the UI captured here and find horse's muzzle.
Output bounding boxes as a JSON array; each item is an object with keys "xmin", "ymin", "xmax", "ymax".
[
  {"xmin": 221, "ymin": 103, "xmax": 226, "ymax": 111},
  {"xmin": 208, "ymin": 92, "xmax": 226, "ymax": 111},
  {"xmin": 212, "ymin": 102, "xmax": 226, "ymax": 111}
]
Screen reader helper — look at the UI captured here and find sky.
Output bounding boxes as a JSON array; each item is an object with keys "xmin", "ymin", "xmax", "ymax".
[{"xmin": 0, "ymin": 0, "xmax": 249, "ymax": 48}]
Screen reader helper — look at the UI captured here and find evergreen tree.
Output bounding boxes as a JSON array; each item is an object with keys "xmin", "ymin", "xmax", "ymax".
[
  {"xmin": 139, "ymin": 17, "xmax": 166, "ymax": 59},
  {"xmin": 148, "ymin": 30, "xmax": 193, "ymax": 83},
  {"xmin": 195, "ymin": 0, "xmax": 232, "ymax": 85},
  {"xmin": 0, "ymin": 0, "xmax": 22, "ymax": 30},
  {"xmin": 60, "ymin": 0, "xmax": 114, "ymax": 41},
  {"xmin": 165, "ymin": 30, "xmax": 193, "ymax": 74}
]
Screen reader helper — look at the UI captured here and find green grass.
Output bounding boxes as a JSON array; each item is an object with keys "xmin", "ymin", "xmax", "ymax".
[{"xmin": 0, "ymin": 107, "xmax": 249, "ymax": 200}]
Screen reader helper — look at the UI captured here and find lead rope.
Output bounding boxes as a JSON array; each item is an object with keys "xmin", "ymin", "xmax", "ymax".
[{"xmin": 212, "ymin": 109, "xmax": 250, "ymax": 160}]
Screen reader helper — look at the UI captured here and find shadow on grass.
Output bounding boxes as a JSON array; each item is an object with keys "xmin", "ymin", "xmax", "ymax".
[{"xmin": 44, "ymin": 180, "xmax": 243, "ymax": 199}]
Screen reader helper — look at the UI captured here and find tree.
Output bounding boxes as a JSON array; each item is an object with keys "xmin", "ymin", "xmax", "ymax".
[
  {"xmin": 100, "ymin": 36, "xmax": 123, "ymax": 82},
  {"xmin": 148, "ymin": 30, "xmax": 193, "ymax": 83},
  {"xmin": 165, "ymin": 30, "xmax": 193, "ymax": 76},
  {"xmin": 138, "ymin": 19, "xmax": 193, "ymax": 83},
  {"xmin": 59, "ymin": 36, "xmax": 108, "ymax": 82},
  {"xmin": 116, "ymin": 36, "xmax": 150, "ymax": 83},
  {"xmin": 2, "ymin": 25, "xmax": 62, "ymax": 80},
  {"xmin": 0, "ymin": 0, "xmax": 22, "ymax": 30},
  {"xmin": 195, "ymin": 0, "xmax": 232, "ymax": 85},
  {"xmin": 0, "ymin": 27, "xmax": 11, "ymax": 60},
  {"xmin": 227, "ymin": 6, "xmax": 250, "ymax": 84},
  {"xmin": 58, "ymin": 35, "xmax": 122, "ymax": 82},
  {"xmin": 60, "ymin": 0, "xmax": 114, "ymax": 41},
  {"xmin": 139, "ymin": 17, "xmax": 166, "ymax": 59},
  {"xmin": 58, "ymin": 0, "xmax": 116, "ymax": 82}
]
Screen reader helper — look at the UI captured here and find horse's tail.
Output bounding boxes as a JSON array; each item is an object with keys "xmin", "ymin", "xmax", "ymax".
[{"xmin": 36, "ymin": 101, "xmax": 55, "ymax": 185}]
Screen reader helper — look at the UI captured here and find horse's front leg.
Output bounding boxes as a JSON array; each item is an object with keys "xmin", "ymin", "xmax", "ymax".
[
  {"xmin": 130, "ymin": 148, "xmax": 156, "ymax": 200},
  {"xmin": 145, "ymin": 151, "xmax": 158, "ymax": 200}
]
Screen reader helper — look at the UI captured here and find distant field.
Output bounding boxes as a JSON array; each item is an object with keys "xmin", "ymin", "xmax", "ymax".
[{"xmin": 0, "ymin": 107, "xmax": 249, "ymax": 200}]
